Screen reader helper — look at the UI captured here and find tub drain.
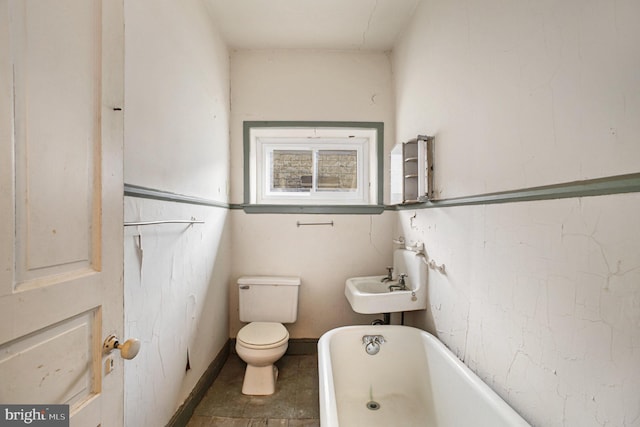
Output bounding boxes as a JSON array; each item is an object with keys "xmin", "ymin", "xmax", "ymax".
[{"xmin": 366, "ymin": 401, "xmax": 381, "ymax": 411}]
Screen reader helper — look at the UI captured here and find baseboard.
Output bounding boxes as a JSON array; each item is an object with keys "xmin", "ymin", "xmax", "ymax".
[
  {"xmin": 166, "ymin": 340, "xmax": 230, "ymax": 427},
  {"xmin": 229, "ymin": 338, "xmax": 319, "ymax": 355}
]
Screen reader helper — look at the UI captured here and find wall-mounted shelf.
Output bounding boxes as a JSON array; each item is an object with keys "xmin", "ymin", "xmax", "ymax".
[
  {"xmin": 390, "ymin": 135, "xmax": 434, "ymax": 205},
  {"xmin": 400, "ymin": 135, "xmax": 434, "ymax": 204}
]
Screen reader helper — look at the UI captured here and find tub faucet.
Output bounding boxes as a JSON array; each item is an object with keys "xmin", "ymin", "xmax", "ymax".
[
  {"xmin": 363, "ymin": 335, "xmax": 385, "ymax": 355},
  {"xmin": 381, "ymin": 266, "xmax": 393, "ymax": 282}
]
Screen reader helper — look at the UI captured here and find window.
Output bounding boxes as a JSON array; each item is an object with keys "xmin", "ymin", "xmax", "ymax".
[{"xmin": 244, "ymin": 122, "xmax": 383, "ymax": 208}]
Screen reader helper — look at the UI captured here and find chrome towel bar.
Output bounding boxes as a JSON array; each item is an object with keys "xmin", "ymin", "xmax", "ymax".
[{"xmin": 296, "ymin": 220, "xmax": 334, "ymax": 227}]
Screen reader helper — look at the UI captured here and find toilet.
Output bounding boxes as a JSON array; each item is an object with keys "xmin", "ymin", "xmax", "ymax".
[{"xmin": 236, "ymin": 276, "xmax": 301, "ymax": 395}]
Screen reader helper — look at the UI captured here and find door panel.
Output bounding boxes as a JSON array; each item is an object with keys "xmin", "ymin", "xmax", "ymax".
[
  {"xmin": 12, "ymin": 0, "xmax": 99, "ymax": 287},
  {"xmin": 0, "ymin": 0, "xmax": 124, "ymax": 426},
  {"xmin": 0, "ymin": 309, "xmax": 101, "ymax": 406}
]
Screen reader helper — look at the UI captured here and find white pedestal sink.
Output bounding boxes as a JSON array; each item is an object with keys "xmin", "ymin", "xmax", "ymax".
[{"xmin": 345, "ymin": 248, "xmax": 428, "ymax": 314}]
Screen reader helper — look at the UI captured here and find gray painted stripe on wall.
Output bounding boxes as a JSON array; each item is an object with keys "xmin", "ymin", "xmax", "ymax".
[
  {"xmin": 125, "ymin": 172, "xmax": 640, "ymax": 213},
  {"xmin": 240, "ymin": 204, "xmax": 386, "ymax": 214},
  {"xmin": 124, "ymin": 184, "xmax": 230, "ymax": 209},
  {"xmin": 396, "ymin": 172, "xmax": 640, "ymax": 210}
]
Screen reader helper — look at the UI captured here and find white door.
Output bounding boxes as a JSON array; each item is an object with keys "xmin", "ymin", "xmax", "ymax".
[{"xmin": 0, "ymin": 1, "xmax": 124, "ymax": 426}]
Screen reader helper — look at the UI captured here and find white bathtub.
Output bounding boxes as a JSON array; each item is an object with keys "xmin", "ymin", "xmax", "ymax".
[{"xmin": 318, "ymin": 325, "xmax": 530, "ymax": 427}]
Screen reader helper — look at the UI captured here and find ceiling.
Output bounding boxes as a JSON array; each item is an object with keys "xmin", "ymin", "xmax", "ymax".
[{"xmin": 204, "ymin": 0, "xmax": 421, "ymax": 50}]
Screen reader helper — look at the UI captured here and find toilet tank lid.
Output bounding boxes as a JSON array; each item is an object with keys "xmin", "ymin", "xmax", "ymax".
[{"xmin": 238, "ymin": 276, "xmax": 301, "ymax": 286}]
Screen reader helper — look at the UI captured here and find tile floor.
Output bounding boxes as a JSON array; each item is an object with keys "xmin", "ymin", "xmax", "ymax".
[{"xmin": 187, "ymin": 354, "xmax": 320, "ymax": 427}]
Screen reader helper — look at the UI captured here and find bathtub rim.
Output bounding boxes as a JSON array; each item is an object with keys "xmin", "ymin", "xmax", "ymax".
[{"xmin": 317, "ymin": 325, "xmax": 530, "ymax": 427}]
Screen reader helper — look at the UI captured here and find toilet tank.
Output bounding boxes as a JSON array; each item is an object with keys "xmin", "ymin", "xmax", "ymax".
[{"xmin": 238, "ymin": 276, "xmax": 301, "ymax": 323}]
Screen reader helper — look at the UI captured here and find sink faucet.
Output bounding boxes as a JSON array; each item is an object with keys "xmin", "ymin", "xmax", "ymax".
[
  {"xmin": 381, "ymin": 266, "xmax": 393, "ymax": 282},
  {"xmin": 388, "ymin": 274, "xmax": 408, "ymax": 292},
  {"xmin": 399, "ymin": 274, "xmax": 408, "ymax": 290}
]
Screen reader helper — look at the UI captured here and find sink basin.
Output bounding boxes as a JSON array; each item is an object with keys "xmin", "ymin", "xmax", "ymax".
[
  {"xmin": 348, "ymin": 276, "xmax": 393, "ymax": 294},
  {"xmin": 344, "ymin": 249, "xmax": 428, "ymax": 315},
  {"xmin": 345, "ymin": 277, "xmax": 427, "ymax": 314}
]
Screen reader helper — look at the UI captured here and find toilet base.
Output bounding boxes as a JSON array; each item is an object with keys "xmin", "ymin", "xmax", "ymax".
[{"xmin": 241, "ymin": 364, "xmax": 279, "ymax": 395}]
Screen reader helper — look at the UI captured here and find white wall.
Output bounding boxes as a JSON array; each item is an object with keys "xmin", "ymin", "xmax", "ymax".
[
  {"xmin": 123, "ymin": 1, "xmax": 230, "ymax": 426},
  {"xmin": 229, "ymin": 212, "xmax": 394, "ymax": 338},
  {"xmin": 123, "ymin": 200, "xmax": 229, "ymax": 426},
  {"xmin": 229, "ymin": 50, "xmax": 396, "ymax": 338},
  {"xmin": 393, "ymin": 1, "xmax": 640, "ymax": 426},
  {"xmin": 125, "ymin": 0, "xmax": 230, "ymax": 200},
  {"xmin": 394, "ymin": 0, "xmax": 640, "ymax": 198},
  {"xmin": 229, "ymin": 49, "xmax": 396, "ymax": 204}
]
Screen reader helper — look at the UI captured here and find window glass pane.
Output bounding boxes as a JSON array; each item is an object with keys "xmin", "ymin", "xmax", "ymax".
[
  {"xmin": 271, "ymin": 150, "xmax": 313, "ymax": 192},
  {"xmin": 317, "ymin": 150, "xmax": 357, "ymax": 191}
]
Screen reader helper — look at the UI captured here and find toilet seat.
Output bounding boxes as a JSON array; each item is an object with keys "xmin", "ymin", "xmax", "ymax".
[{"xmin": 237, "ymin": 322, "xmax": 289, "ymax": 350}]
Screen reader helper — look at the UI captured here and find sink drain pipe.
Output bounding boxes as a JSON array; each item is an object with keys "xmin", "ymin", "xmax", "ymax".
[
  {"xmin": 371, "ymin": 312, "xmax": 407, "ymax": 325},
  {"xmin": 371, "ymin": 313, "xmax": 391, "ymax": 325}
]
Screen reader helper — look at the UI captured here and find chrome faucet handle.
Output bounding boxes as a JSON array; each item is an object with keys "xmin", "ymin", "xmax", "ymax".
[{"xmin": 386, "ymin": 266, "xmax": 393, "ymax": 276}]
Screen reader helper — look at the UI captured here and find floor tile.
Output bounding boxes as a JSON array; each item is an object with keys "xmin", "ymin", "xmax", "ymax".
[
  {"xmin": 189, "ymin": 354, "xmax": 320, "ymax": 426},
  {"xmin": 287, "ymin": 420, "xmax": 320, "ymax": 427}
]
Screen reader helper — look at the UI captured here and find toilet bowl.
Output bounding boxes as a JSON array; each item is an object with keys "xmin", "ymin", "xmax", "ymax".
[{"xmin": 235, "ymin": 321, "xmax": 289, "ymax": 395}]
